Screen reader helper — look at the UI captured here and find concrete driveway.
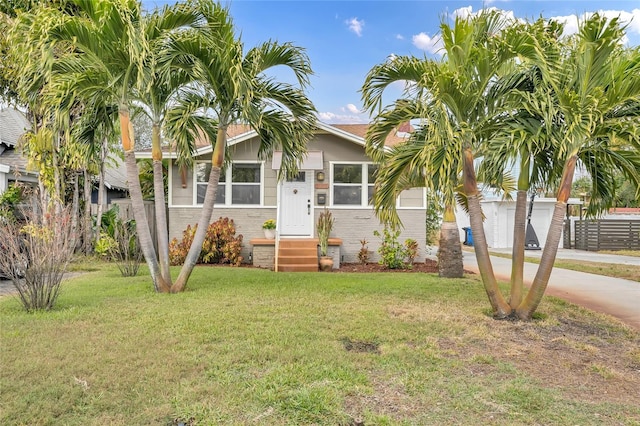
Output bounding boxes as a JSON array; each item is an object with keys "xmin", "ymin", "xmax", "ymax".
[{"xmin": 462, "ymin": 249, "xmax": 640, "ymax": 330}]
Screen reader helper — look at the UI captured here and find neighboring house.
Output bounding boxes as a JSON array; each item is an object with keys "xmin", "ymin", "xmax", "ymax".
[
  {"xmin": 91, "ymin": 157, "xmax": 129, "ymax": 208},
  {"xmin": 0, "ymin": 108, "xmax": 37, "ymax": 193},
  {"xmin": 137, "ymin": 121, "xmax": 428, "ymax": 269}
]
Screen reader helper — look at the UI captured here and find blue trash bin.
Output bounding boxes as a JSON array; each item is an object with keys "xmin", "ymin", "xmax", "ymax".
[{"xmin": 462, "ymin": 227, "xmax": 473, "ymax": 246}]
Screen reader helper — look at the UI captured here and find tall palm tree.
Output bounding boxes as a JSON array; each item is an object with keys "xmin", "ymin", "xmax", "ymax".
[
  {"xmin": 507, "ymin": 15, "xmax": 640, "ymax": 319},
  {"xmin": 20, "ymin": 0, "xmax": 207, "ymax": 292},
  {"xmin": 362, "ymin": 11, "xmax": 522, "ymax": 314},
  {"xmin": 163, "ymin": 1, "xmax": 317, "ymax": 292},
  {"xmin": 132, "ymin": 3, "xmax": 207, "ymax": 286}
]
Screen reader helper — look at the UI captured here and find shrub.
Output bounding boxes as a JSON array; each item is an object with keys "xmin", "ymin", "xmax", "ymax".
[
  {"xmin": 0, "ymin": 199, "xmax": 75, "ymax": 311},
  {"xmin": 0, "ymin": 184, "xmax": 25, "ymax": 223},
  {"xmin": 373, "ymin": 226, "xmax": 408, "ymax": 269},
  {"xmin": 404, "ymin": 238, "xmax": 419, "ymax": 265},
  {"xmin": 169, "ymin": 217, "xmax": 244, "ymax": 266},
  {"xmin": 109, "ymin": 219, "xmax": 143, "ymax": 277},
  {"xmin": 425, "ymin": 191, "xmax": 443, "ymax": 247},
  {"xmin": 94, "ymin": 206, "xmax": 143, "ymax": 277},
  {"xmin": 358, "ymin": 238, "xmax": 370, "ymax": 264},
  {"xmin": 169, "ymin": 225, "xmax": 195, "ymax": 266}
]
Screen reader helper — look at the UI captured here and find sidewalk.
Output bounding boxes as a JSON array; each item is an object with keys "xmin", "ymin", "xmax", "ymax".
[{"xmin": 462, "ymin": 249, "xmax": 640, "ymax": 330}]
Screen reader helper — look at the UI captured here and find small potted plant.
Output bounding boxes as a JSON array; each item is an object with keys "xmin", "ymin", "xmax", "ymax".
[
  {"xmin": 317, "ymin": 208, "xmax": 334, "ymax": 271},
  {"xmin": 262, "ymin": 219, "xmax": 276, "ymax": 239}
]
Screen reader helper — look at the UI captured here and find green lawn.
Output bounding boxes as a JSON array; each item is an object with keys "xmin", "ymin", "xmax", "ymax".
[{"xmin": 1, "ymin": 264, "xmax": 639, "ymax": 425}]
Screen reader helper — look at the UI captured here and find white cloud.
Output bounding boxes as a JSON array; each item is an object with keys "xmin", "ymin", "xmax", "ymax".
[
  {"xmin": 346, "ymin": 17, "xmax": 365, "ymax": 37},
  {"xmin": 318, "ymin": 108, "xmax": 368, "ymax": 124},
  {"xmin": 396, "ymin": 34, "xmax": 404, "ymax": 40},
  {"xmin": 452, "ymin": 6, "xmax": 473, "ymax": 20},
  {"xmin": 344, "ymin": 104, "xmax": 360, "ymax": 114},
  {"xmin": 450, "ymin": 6, "xmax": 517, "ymax": 23},
  {"xmin": 551, "ymin": 9, "xmax": 640, "ymax": 41},
  {"xmin": 412, "ymin": 32, "xmax": 443, "ymax": 55}
]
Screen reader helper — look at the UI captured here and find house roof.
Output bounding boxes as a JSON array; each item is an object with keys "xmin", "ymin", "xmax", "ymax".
[
  {"xmin": 103, "ymin": 157, "xmax": 129, "ymax": 191},
  {"xmin": 330, "ymin": 123, "xmax": 412, "ymax": 146},
  {"xmin": 0, "ymin": 108, "xmax": 34, "ymax": 178},
  {"xmin": 0, "ymin": 147, "xmax": 30, "ymax": 175},
  {"xmin": 136, "ymin": 121, "xmax": 413, "ymax": 159},
  {"xmin": 0, "ymin": 108, "xmax": 31, "ymax": 148}
]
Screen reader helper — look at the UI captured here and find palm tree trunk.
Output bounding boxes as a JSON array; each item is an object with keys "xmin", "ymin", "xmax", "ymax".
[
  {"xmin": 437, "ymin": 205, "xmax": 463, "ymax": 278},
  {"xmin": 71, "ymin": 171, "xmax": 80, "ymax": 251},
  {"xmin": 509, "ymin": 190, "xmax": 527, "ymax": 309},
  {"xmin": 516, "ymin": 155, "xmax": 578, "ymax": 320},
  {"xmin": 151, "ymin": 123, "xmax": 172, "ymax": 286},
  {"xmin": 119, "ymin": 106, "xmax": 169, "ymax": 293},
  {"xmin": 95, "ymin": 138, "xmax": 107, "ymax": 240},
  {"xmin": 52, "ymin": 134, "xmax": 62, "ymax": 214},
  {"xmin": 171, "ymin": 166, "xmax": 221, "ymax": 292},
  {"xmin": 463, "ymin": 147, "xmax": 511, "ymax": 318},
  {"xmin": 83, "ymin": 170, "xmax": 92, "ymax": 255},
  {"xmin": 171, "ymin": 126, "xmax": 226, "ymax": 293}
]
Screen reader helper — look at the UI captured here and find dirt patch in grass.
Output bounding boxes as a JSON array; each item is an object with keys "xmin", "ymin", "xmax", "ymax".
[
  {"xmin": 435, "ymin": 313, "xmax": 640, "ymax": 406},
  {"xmin": 341, "ymin": 337, "xmax": 381, "ymax": 354}
]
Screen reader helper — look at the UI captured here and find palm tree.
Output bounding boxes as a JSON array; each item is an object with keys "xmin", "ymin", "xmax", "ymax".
[
  {"xmin": 505, "ymin": 15, "xmax": 640, "ymax": 319},
  {"xmin": 362, "ymin": 11, "xmax": 522, "ymax": 310},
  {"xmin": 20, "ymin": 0, "xmax": 207, "ymax": 292},
  {"xmin": 163, "ymin": 1, "xmax": 317, "ymax": 292},
  {"xmin": 362, "ymin": 95, "xmax": 464, "ymax": 278},
  {"xmin": 132, "ymin": 4, "xmax": 207, "ymax": 287}
]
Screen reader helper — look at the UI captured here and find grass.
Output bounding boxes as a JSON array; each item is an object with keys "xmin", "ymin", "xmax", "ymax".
[
  {"xmin": 599, "ymin": 249, "xmax": 640, "ymax": 257},
  {"xmin": 1, "ymin": 264, "xmax": 639, "ymax": 425},
  {"xmin": 486, "ymin": 251, "xmax": 640, "ymax": 282}
]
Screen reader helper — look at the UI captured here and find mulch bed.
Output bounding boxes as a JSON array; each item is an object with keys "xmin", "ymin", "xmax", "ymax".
[{"xmin": 336, "ymin": 259, "xmax": 440, "ymax": 273}]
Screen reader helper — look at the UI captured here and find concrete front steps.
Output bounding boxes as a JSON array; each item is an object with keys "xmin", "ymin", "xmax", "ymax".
[{"xmin": 277, "ymin": 238, "xmax": 319, "ymax": 272}]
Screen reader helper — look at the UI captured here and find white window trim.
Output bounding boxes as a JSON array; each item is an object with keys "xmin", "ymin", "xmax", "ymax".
[
  {"xmin": 193, "ymin": 160, "xmax": 264, "ymax": 208},
  {"xmin": 330, "ymin": 161, "xmax": 377, "ymax": 208},
  {"xmin": 329, "ymin": 161, "xmax": 426, "ymax": 210}
]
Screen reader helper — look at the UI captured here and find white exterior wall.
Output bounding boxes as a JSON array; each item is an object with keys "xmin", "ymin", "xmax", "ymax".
[{"xmin": 456, "ymin": 198, "xmax": 559, "ymax": 249}]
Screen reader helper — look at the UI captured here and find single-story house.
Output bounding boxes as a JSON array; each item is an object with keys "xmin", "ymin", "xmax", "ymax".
[
  {"xmin": 137, "ymin": 121, "xmax": 428, "ymax": 270},
  {"xmin": 0, "ymin": 108, "xmax": 38, "ymax": 193}
]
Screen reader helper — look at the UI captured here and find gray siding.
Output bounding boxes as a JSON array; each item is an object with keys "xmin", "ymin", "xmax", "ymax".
[
  {"xmin": 166, "ymin": 131, "xmax": 427, "ymax": 264},
  {"xmin": 399, "ymin": 188, "xmax": 424, "ymax": 208},
  {"xmin": 319, "ymin": 208, "xmax": 426, "ymax": 264}
]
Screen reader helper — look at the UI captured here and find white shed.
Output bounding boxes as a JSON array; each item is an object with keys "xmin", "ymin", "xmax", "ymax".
[{"xmin": 456, "ymin": 197, "xmax": 580, "ymax": 249}]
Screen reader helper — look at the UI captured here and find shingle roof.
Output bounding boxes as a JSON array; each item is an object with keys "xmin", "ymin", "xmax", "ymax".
[
  {"xmin": 0, "ymin": 147, "xmax": 29, "ymax": 173},
  {"xmin": 331, "ymin": 123, "xmax": 412, "ymax": 146},
  {"xmin": 138, "ymin": 121, "xmax": 413, "ymax": 156},
  {"xmin": 0, "ymin": 108, "xmax": 31, "ymax": 148},
  {"xmin": 103, "ymin": 157, "xmax": 129, "ymax": 190}
]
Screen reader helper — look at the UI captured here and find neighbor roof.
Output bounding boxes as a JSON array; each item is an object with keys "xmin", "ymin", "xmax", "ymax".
[{"xmin": 0, "ymin": 108, "xmax": 31, "ymax": 148}]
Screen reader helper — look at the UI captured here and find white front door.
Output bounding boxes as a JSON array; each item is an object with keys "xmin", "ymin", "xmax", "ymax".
[{"xmin": 280, "ymin": 171, "xmax": 314, "ymax": 236}]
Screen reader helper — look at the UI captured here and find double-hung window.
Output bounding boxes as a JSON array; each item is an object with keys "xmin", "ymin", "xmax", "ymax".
[
  {"xmin": 332, "ymin": 162, "xmax": 378, "ymax": 206},
  {"xmin": 195, "ymin": 162, "xmax": 261, "ymax": 206}
]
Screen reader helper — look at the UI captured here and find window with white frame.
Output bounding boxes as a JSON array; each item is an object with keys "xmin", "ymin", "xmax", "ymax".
[
  {"xmin": 195, "ymin": 162, "xmax": 261, "ymax": 206},
  {"xmin": 332, "ymin": 162, "xmax": 378, "ymax": 206}
]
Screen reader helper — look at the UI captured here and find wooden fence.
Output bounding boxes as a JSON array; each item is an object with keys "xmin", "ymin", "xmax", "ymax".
[
  {"xmin": 574, "ymin": 220, "xmax": 640, "ymax": 251},
  {"xmin": 110, "ymin": 199, "xmax": 158, "ymax": 251}
]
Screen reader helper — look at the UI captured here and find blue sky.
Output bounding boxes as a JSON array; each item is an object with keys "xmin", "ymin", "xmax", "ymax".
[{"xmin": 143, "ymin": 1, "xmax": 640, "ymax": 124}]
